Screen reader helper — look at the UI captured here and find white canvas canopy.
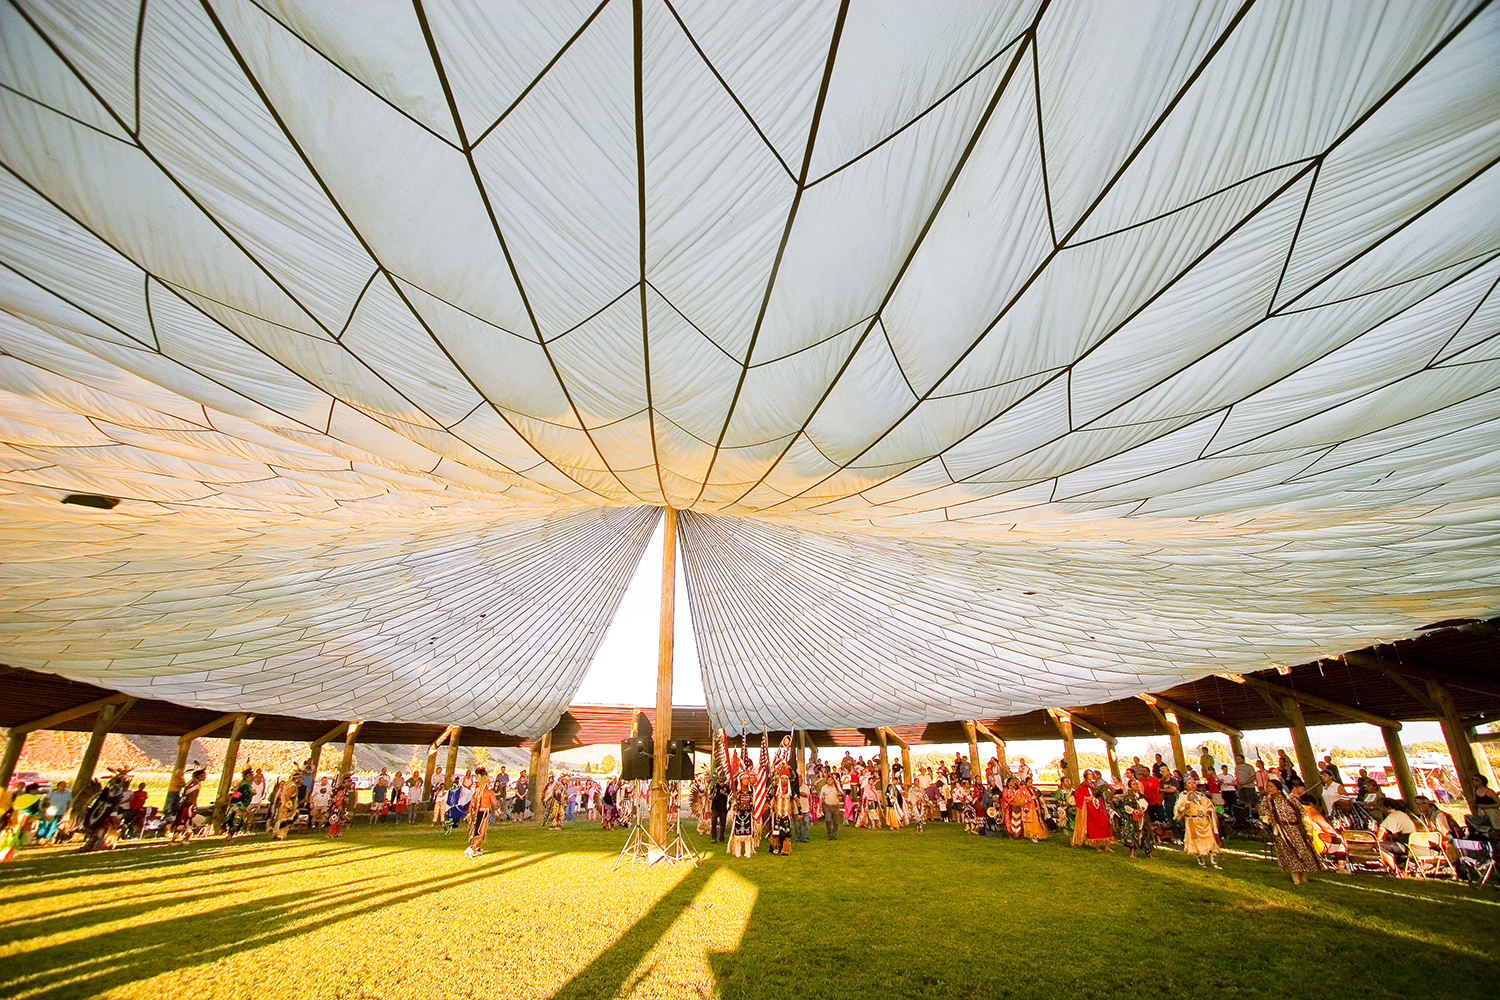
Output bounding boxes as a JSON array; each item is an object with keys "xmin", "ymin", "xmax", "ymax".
[{"xmin": 1, "ymin": 1, "xmax": 1498, "ymax": 737}]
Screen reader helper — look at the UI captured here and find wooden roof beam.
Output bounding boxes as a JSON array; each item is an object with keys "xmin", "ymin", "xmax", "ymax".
[
  {"xmin": 1064, "ymin": 712, "xmax": 1117, "ymax": 745},
  {"xmin": 2, "ymin": 693, "xmax": 130, "ymax": 737},
  {"xmin": 177, "ymin": 712, "xmax": 242, "ymax": 745},
  {"xmin": 1146, "ymin": 695, "xmax": 1243, "ymax": 739},
  {"xmin": 1342, "ymin": 649, "xmax": 1500, "ymax": 702},
  {"xmin": 1219, "ymin": 673, "xmax": 1400, "ymax": 729}
]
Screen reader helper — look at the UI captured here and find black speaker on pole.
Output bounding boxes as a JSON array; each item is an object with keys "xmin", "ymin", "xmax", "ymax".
[
  {"xmin": 664, "ymin": 739, "xmax": 696, "ymax": 781},
  {"xmin": 620, "ymin": 736, "xmax": 654, "ymax": 780}
]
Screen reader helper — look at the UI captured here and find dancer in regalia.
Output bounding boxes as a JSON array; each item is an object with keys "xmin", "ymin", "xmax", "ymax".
[
  {"xmin": 465, "ymin": 767, "xmax": 496, "ymax": 857},
  {"xmin": 223, "ymin": 768, "xmax": 255, "ymax": 838},
  {"xmin": 1084, "ymin": 785, "xmax": 1115, "ymax": 851},
  {"xmin": 169, "ymin": 769, "xmax": 206, "ymax": 842},
  {"xmin": 1260, "ymin": 779, "xmax": 1321, "ymax": 884},
  {"xmin": 906, "ymin": 780, "xmax": 928, "ymax": 832},
  {"xmin": 1001, "ymin": 778, "xmax": 1025, "ymax": 839},
  {"xmin": 79, "ymin": 768, "xmax": 132, "ymax": 852},
  {"xmin": 1053, "ymin": 774, "xmax": 1076, "ymax": 839},
  {"xmin": 1020, "ymin": 780, "xmax": 1049, "ymax": 841},
  {"xmin": 1175, "ymin": 776, "xmax": 1221, "ymax": 868},
  {"xmin": 728, "ymin": 772, "xmax": 757, "ymax": 857},
  {"xmin": 768, "ymin": 766, "xmax": 794, "ymax": 855},
  {"xmin": 327, "ymin": 774, "xmax": 353, "ymax": 838},
  {"xmin": 1071, "ymin": 772, "xmax": 1093, "ymax": 847},
  {"xmin": 1118, "ymin": 778, "xmax": 1155, "ymax": 858},
  {"xmin": 269, "ymin": 776, "xmax": 299, "ymax": 841}
]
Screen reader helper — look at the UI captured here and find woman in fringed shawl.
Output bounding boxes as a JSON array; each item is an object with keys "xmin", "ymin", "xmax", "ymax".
[
  {"xmin": 1084, "ymin": 785, "xmax": 1115, "ymax": 851},
  {"xmin": 1071, "ymin": 772, "xmax": 1093, "ymax": 847},
  {"xmin": 1117, "ymin": 778, "xmax": 1155, "ymax": 858},
  {"xmin": 1260, "ymin": 779, "xmax": 1321, "ymax": 884},
  {"xmin": 1175, "ymin": 776, "xmax": 1222, "ymax": 868}
]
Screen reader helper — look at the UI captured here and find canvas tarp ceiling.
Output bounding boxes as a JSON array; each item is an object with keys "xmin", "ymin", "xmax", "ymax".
[{"xmin": 1, "ymin": 1, "xmax": 1498, "ymax": 737}]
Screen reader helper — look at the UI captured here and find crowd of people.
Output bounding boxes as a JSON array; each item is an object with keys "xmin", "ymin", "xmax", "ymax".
[{"xmin": 5, "ymin": 740, "xmax": 1495, "ymax": 888}]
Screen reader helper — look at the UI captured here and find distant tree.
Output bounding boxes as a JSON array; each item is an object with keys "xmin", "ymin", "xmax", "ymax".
[
  {"xmin": 473, "ymin": 747, "xmax": 492, "ymax": 770},
  {"xmin": 581, "ymin": 761, "xmax": 593, "ymax": 773},
  {"xmin": 598, "ymin": 753, "xmax": 617, "ymax": 775}
]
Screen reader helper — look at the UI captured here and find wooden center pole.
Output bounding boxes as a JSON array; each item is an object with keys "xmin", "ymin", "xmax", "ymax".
[{"xmin": 650, "ymin": 506, "xmax": 678, "ymax": 846}]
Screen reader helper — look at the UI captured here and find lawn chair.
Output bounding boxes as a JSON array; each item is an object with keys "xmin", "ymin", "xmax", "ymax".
[
  {"xmin": 1404, "ymin": 832, "xmax": 1453, "ymax": 879},
  {"xmin": 1341, "ymin": 829, "xmax": 1386, "ymax": 873},
  {"xmin": 1454, "ymin": 837, "xmax": 1494, "ymax": 885}
]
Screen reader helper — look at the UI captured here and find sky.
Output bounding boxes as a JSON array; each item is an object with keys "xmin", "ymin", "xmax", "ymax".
[{"xmin": 566, "ymin": 516, "xmax": 1453, "ymax": 760}]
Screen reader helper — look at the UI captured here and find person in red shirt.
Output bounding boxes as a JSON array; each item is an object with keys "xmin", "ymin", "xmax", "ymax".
[
  {"xmin": 124, "ymin": 782, "xmax": 149, "ymax": 838},
  {"xmin": 1140, "ymin": 768, "xmax": 1164, "ymax": 824}
]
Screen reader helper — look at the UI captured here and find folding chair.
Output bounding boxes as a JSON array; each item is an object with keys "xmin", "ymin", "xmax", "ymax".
[
  {"xmin": 1404, "ymin": 832, "xmax": 1453, "ymax": 879},
  {"xmin": 1454, "ymin": 838, "xmax": 1495, "ymax": 885},
  {"xmin": 1341, "ymin": 829, "xmax": 1387, "ymax": 873}
]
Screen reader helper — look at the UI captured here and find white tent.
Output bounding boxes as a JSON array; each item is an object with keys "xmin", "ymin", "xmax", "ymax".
[{"xmin": 1, "ymin": 1, "xmax": 1497, "ymax": 736}]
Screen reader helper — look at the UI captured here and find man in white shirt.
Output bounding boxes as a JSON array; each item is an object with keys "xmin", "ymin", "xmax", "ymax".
[{"xmin": 1377, "ymin": 800, "xmax": 1417, "ymax": 875}]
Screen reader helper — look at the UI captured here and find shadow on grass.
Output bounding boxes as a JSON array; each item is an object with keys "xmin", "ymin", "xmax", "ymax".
[
  {"xmin": 0, "ymin": 850, "xmax": 556, "ymax": 1000},
  {"xmin": 550, "ymin": 861, "xmax": 715, "ymax": 1000}
]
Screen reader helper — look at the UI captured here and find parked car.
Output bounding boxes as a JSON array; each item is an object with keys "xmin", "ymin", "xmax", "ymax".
[{"xmin": 6, "ymin": 770, "xmax": 49, "ymax": 792}]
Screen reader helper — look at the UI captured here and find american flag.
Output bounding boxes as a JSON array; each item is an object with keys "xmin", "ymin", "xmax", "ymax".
[{"xmin": 755, "ymin": 730, "xmax": 769, "ymax": 826}]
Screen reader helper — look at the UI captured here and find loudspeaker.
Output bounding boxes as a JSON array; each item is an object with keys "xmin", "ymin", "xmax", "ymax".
[
  {"xmin": 620, "ymin": 737, "xmax": 653, "ymax": 780},
  {"xmin": 664, "ymin": 739, "xmax": 696, "ymax": 781}
]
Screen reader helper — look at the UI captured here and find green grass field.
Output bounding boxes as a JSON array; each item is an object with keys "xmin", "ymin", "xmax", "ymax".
[{"xmin": 1, "ymin": 819, "xmax": 1496, "ymax": 1000}]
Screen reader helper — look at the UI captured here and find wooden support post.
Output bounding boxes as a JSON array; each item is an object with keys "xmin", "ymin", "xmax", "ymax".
[
  {"xmin": 1105, "ymin": 741, "xmax": 1122, "ymax": 782},
  {"xmin": 900, "ymin": 741, "xmax": 911, "ymax": 787},
  {"xmin": 1382, "ymin": 726, "xmax": 1420, "ymax": 805},
  {"xmin": 528, "ymin": 742, "xmax": 541, "ymax": 814},
  {"xmin": 211, "ymin": 713, "xmax": 253, "ymax": 829},
  {"xmin": 165, "ymin": 712, "xmax": 239, "ymax": 818},
  {"xmin": 1047, "ymin": 709, "xmax": 1080, "ymax": 785},
  {"xmin": 534, "ymin": 731, "xmax": 553, "ymax": 823},
  {"xmin": 423, "ymin": 725, "xmax": 456, "ymax": 802},
  {"xmin": 444, "ymin": 725, "xmax": 463, "ymax": 784},
  {"xmin": 305, "ymin": 722, "xmax": 343, "ymax": 797},
  {"xmin": 337, "ymin": 720, "xmax": 363, "ymax": 783},
  {"xmin": 72, "ymin": 697, "xmax": 136, "ymax": 794},
  {"xmin": 963, "ymin": 720, "xmax": 981, "ymax": 783},
  {"xmin": 1229, "ymin": 734, "xmax": 1247, "ymax": 762},
  {"xmin": 877, "ymin": 729, "xmax": 891, "ymax": 826},
  {"xmin": 1428, "ymin": 679, "xmax": 1483, "ymax": 812},
  {"xmin": 796, "ymin": 730, "xmax": 808, "ymax": 785},
  {"xmin": 1142, "ymin": 698, "xmax": 1188, "ymax": 776},
  {"xmin": 972, "ymin": 719, "xmax": 1008, "ymax": 778},
  {"xmin": 0, "ymin": 732, "xmax": 25, "ymax": 788},
  {"xmin": 650, "ymin": 506, "xmax": 678, "ymax": 847},
  {"xmin": 1281, "ymin": 697, "xmax": 1323, "ymax": 798}
]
